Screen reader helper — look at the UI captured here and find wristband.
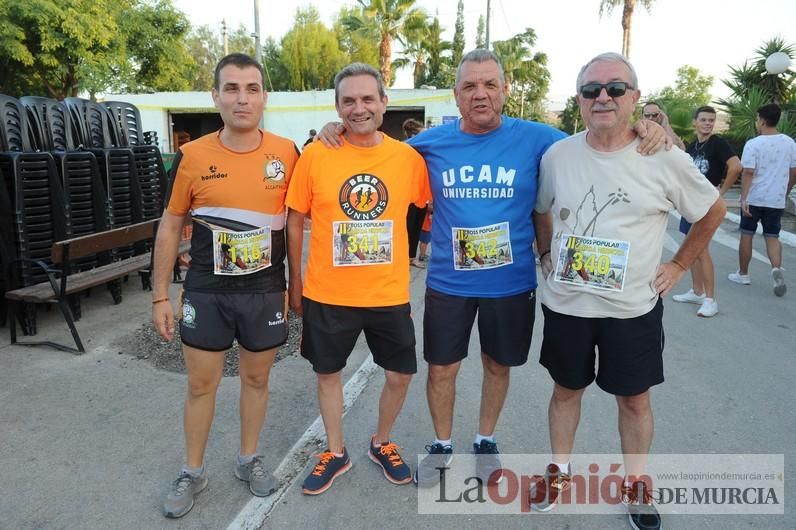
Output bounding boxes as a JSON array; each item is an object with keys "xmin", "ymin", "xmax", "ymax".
[
  {"xmin": 152, "ymin": 297, "xmax": 170, "ymax": 305},
  {"xmin": 539, "ymin": 249, "xmax": 551, "ymax": 260},
  {"xmin": 671, "ymin": 258, "xmax": 687, "ymax": 272}
]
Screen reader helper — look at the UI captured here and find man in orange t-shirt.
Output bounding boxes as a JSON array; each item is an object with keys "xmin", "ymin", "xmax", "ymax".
[
  {"xmin": 286, "ymin": 63, "xmax": 430, "ymax": 495},
  {"xmin": 152, "ymin": 54, "xmax": 299, "ymax": 518}
]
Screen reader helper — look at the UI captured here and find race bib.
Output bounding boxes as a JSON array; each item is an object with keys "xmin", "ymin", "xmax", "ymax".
[
  {"xmin": 451, "ymin": 222, "xmax": 513, "ymax": 271},
  {"xmin": 553, "ymin": 234, "xmax": 630, "ymax": 292},
  {"xmin": 332, "ymin": 220, "xmax": 393, "ymax": 267},
  {"xmin": 212, "ymin": 226, "xmax": 272, "ymax": 276}
]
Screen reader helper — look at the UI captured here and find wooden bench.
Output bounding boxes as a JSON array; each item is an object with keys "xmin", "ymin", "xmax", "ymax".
[{"xmin": 5, "ymin": 219, "xmax": 169, "ymax": 354}]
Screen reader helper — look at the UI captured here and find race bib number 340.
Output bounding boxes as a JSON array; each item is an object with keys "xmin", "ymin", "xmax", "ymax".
[
  {"xmin": 332, "ymin": 220, "xmax": 393, "ymax": 267},
  {"xmin": 451, "ymin": 222, "xmax": 513, "ymax": 271},
  {"xmin": 553, "ymin": 234, "xmax": 630, "ymax": 292}
]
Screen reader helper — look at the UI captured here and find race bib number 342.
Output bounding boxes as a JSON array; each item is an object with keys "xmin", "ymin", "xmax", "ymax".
[
  {"xmin": 553, "ymin": 234, "xmax": 630, "ymax": 292},
  {"xmin": 451, "ymin": 222, "xmax": 513, "ymax": 271}
]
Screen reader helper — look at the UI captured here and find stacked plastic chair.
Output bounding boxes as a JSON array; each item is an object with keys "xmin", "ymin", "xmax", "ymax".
[{"xmin": 0, "ymin": 95, "xmax": 69, "ymax": 334}]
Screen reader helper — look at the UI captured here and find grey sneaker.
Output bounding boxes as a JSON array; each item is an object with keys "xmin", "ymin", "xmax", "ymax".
[
  {"xmin": 235, "ymin": 455, "xmax": 279, "ymax": 497},
  {"xmin": 413, "ymin": 442, "xmax": 453, "ymax": 488},
  {"xmin": 772, "ymin": 268, "xmax": 787, "ymax": 297},
  {"xmin": 163, "ymin": 472, "xmax": 208, "ymax": 518},
  {"xmin": 473, "ymin": 439, "xmax": 503, "ymax": 485}
]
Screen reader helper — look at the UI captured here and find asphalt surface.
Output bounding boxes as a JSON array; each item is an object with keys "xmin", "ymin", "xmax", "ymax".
[{"xmin": 1, "ymin": 197, "xmax": 794, "ymax": 529}]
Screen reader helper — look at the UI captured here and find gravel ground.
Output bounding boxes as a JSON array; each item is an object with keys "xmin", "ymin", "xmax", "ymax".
[{"xmin": 115, "ymin": 314, "xmax": 302, "ymax": 377}]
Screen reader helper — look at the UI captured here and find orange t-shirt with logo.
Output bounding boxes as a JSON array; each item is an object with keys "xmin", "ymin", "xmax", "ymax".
[
  {"xmin": 166, "ymin": 129, "xmax": 299, "ymax": 292},
  {"xmin": 286, "ymin": 135, "xmax": 430, "ymax": 307}
]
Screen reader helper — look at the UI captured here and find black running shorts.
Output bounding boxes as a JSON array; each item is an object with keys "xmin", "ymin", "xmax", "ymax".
[
  {"xmin": 423, "ymin": 287, "xmax": 536, "ymax": 367},
  {"xmin": 179, "ymin": 290, "xmax": 288, "ymax": 352},
  {"xmin": 539, "ymin": 299, "xmax": 665, "ymax": 396},
  {"xmin": 300, "ymin": 297, "xmax": 417, "ymax": 375}
]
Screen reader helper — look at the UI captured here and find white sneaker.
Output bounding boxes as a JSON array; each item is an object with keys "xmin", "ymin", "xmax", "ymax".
[
  {"xmin": 672, "ymin": 289, "xmax": 705, "ymax": 304},
  {"xmin": 697, "ymin": 298, "xmax": 718, "ymax": 317},
  {"xmin": 728, "ymin": 271, "xmax": 751, "ymax": 285},
  {"xmin": 772, "ymin": 268, "xmax": 786, "ymax": 297}
]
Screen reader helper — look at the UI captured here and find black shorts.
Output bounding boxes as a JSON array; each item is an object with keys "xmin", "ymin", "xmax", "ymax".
[
  {"xmin": 300, "ymin": 297, "xmax": 417, "ymax": 375},
  {"xmin": 423, "ymin": 287, "xmax": 536, "ymax": 367},
  {"xmin": 179, "ymin": 290, "xmax": 288, "ymax": 352},
  {"xmin": 739, "ymin": 206, "xmax": 783, "ymax": 237},
  {"xmin": 539, "ymin": 299, "xmax": 665, "ymax": 396}
]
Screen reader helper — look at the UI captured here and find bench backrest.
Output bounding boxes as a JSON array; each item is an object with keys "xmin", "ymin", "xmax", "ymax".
[{"xmin": 51, "ymin": 219, "xmax": 158, "ymax": 264}]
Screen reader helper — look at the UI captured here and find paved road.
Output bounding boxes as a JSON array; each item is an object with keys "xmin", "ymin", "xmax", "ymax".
[{"xmin": 0, "ymin": 206, "xmax": 793, "ymax": 529}]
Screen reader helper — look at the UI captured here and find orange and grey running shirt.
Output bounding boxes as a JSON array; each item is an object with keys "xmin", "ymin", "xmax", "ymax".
[
  {"xmin": 286, "ymin": 135, "xmax": 430, "ymax": 307},
  {"xmin": 166, "ymin": 129, "xmax": 299, "ymax": 292}
]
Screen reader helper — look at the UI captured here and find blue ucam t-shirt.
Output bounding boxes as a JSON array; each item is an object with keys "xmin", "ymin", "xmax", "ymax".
[{"xmin": 409, "ymin": 116, "xmax": 566, "ymax": 297}]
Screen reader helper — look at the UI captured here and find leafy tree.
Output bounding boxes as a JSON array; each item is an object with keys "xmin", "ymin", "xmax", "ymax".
[
  {"xmin": 558, "ymin": 96, "xmax": 582, "ymax": 134},
  {"xmin": 0, "ymin": 0, "xmax": 194, "ymax": 98},
  {"xmin": 646, "ymin": 65, "xmax": 714, "ymax": 141},
  {"xmin": 717, "ymin": 37, "xmax": 796, "ymax": 140},
  {"xmin": 280, "ymin": 7, "xmax": 349, "ymax": 91},
  {"xmin": 598, "ymin": 0, "xmax": 654, "ymax": 58},
  {"xmin": 451, "ymin": 0, "xmax": 465, "ymax": 67},
  {"xmin": 184, "ymin": 24, "xmax": 256, "ymax": 91},
  {"xmin": 342, "ymin": 0, "xmax": 427, "ymax": 86},
  {"xmin": 334, "ymin": 7, "xmax": 380, "ymax": 68},
  {"xmin": 475, "ymin": 15, "xmax": 486, "ymax": 49},
  {"xmin": 262, "ymin": 37, "xmax": 290, "ymax": 92},
  {"xmin": 492, "ymin": 28, "xmax": 551, "ymax": 121}
]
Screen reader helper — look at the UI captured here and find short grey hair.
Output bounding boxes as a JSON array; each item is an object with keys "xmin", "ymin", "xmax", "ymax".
[
  {"xmin": 455, "ymin": 48, "xmax": 506, "ymax": 87},
  {"xmin": 575, "ymin": 52, "xmax": 638, "ymax": 92},
  {"xmin": 334, "ymin": 63, "xmax": 386, "ymax": 103}
]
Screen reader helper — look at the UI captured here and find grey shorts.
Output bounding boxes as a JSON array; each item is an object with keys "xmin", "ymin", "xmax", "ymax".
[{"xmin": 179, "ymin": 290, "xmax": 288, "ymax": 352}]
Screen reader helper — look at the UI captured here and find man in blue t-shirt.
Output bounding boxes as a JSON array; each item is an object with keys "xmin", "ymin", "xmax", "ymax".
[{"xmin": 318, "ymin": 48, "xmax": 665, "ymax": 488}]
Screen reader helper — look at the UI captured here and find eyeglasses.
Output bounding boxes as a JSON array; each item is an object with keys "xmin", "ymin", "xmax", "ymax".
[
  {"xmin": 579, "ymin": 82, "xmax": 633, "ymax": 99},
  {"xmin": 643, "ymin": 112, "xmax": 660, "ymax": 119}
]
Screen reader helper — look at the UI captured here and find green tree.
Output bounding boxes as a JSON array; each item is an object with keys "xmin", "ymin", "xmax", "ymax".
[
  {"xmin": 280, "ymin": 7, "xmax": 348, "ymax": 91},
  {"xmin": 475, "ymin": 15, "xmax": 486, "ymax": 49},
  {"xmin": 558, "ymin": 95, "xmax": 582, "ymax": 134},
  {"xmin": 334, "ymin": 7, "xmax": 380, "ymax": 68},
  {"xmin": 184, "ymin": 24, "xmax": 256, "ymax": 91},
  {"xmin": 0, "ymin": 0, "xmax": 194, "ymax": 98},
  {"xmin": 598, "ymin": 0, "xmax": 654, "ymax": 58},
  {"xmin": 646, "ymin": 65, "xmax": 714, "ymax": 141},
  {"xmin": 342, "ymin": 0, "xmax": 427, "ymax": 86},
  {"xmin": 717, "ymin": 37, "xmax": 796, "ymax": 140},
  {"xmin": 451, "ymin": 0, "xmax": 465, "ymax": 67},
  {"xmin": 492, "ymin": 28, "xmax": 551, "ymax": 121}
]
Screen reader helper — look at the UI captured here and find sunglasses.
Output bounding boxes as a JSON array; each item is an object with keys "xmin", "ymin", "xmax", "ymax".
[
  {"xmin": 579, "ymin": 82, "xmax": 633, "ymax": 99},
  {"xmin": 643, "ymin": 112, "xmax": 660, "ymax": 119}
]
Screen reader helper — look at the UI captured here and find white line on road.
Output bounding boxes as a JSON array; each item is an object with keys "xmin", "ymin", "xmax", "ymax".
[{"xmin": 227, "ymin": 356, "xmax": 379, "ymax": 530}]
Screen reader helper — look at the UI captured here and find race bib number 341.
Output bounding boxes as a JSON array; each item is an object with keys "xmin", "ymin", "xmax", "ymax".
[
  {"xmin": 332, "ymin": 220, "xmax": 393, "ymax": 267},
  {"xmin": 553, "ymin": 234, "xmax": 630, "ymax": 292},
  {"xmin": 451, "ymin": 222, "xmax": 513, "ymax": 271}
]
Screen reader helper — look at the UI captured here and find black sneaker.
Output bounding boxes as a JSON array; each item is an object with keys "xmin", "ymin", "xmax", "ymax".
[
  {"xmin": 413, "ymin": 442, "xmax": 453, "ymax": 488},
  {"xmin": 473, "ymin": 439, "xmax": 503, "ymax": 485},
  {"xmin": 301, "ymin": 448, "xmax": 352, "ymax": 495},
  {"xmin": 624, "ymin": 481, "xmax": 662, "ymax": 530},
  {"xmin": 528, "ymin": 463, "xmax": 572, "ymax": 512},
  {"xmin": 368, "ymin": 438, "xmax": 412, "ymax": 484}
]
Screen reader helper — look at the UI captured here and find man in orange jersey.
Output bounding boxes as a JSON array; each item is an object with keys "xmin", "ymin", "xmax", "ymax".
[
  {"xmin": 286, "ymin": 63, "xmax": 430, "ymax": 495},
  {"xmin": 152, "ymin": 53, "xmax": 300, "ymax": 518}
]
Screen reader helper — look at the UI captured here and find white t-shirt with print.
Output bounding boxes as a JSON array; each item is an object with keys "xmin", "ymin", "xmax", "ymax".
[
  {"xmin": 536, "ymin": 132, "xmax": 719, "ymax": 319},
  {"xmin": 740, "ymin": 133, "xmax": 796, "ymax": 209}
]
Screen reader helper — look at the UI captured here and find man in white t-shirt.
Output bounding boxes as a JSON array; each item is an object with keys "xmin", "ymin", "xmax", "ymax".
[
  {"xmin": 530, "ymin": 52, "xmax": 725, "ymax": 530},
  {"xmin": 728, "ymin": 103, "xmax": 796, "ymax": 296}
]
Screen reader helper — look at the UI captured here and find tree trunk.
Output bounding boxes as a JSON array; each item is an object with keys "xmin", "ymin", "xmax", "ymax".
[
  {"xmin": 621, "ymin": 0, "xmax": 635, "ymax": 57},
  {"xmin": 380, "ymin": 34, "xmax": 392, "ymax": 86}
]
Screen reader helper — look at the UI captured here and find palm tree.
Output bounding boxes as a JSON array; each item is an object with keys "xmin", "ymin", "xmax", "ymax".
[
  {"xmin": 599, "ymin": 0, "xmax": 654, "ymax": 58},
  {"xmin": 342, "ymin": 0, "xmax": 427, "ymax": 86}
]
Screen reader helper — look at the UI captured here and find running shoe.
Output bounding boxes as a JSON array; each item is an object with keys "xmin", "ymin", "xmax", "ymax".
[
  {"xmin": 672, "ymin": 289, "xmax": 705, "ymax": 304},
  {"xmin": 413, "ymin": 442, "xmax": 453, "ymax": 487},
  {"xmin": 302, "ymin": 448, "xmax": 352, "ymax": 495},
  {"xmin": 473, "ymin": 439, "xmax": 503, "ymax": 485},
  {"xmin": 624, "ymin": 480, "xmax": 662, "ymax": 530},
  {"xmin": 772, "ymin": 267, "xmax": 787, "ymax": 297},
  {"xmin": 235, "ymin": 455, "xmax": 278, "ymax": 497},
  {"xmin": 163, "ymin": 472, "xmax": 208, "ymax": 518},
  {"xmin": 528, "ymin": 463, "xmax": 572, "ymax": 512},
  {"xmin": 697, "ymin": 298, "xmax": 718, "ymax": 317},
  {"xmin": 368, "ymin": 437, "xmax": 412, "ymax": 484},
  {"xmin": 728, "ymin": 271, "xmax": 751, "ymax": 285}
]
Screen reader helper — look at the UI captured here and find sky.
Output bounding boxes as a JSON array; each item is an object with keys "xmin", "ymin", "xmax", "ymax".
[{"xmin": 172, "ymin": 0, "xmax": 796, "ymax": 110}]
